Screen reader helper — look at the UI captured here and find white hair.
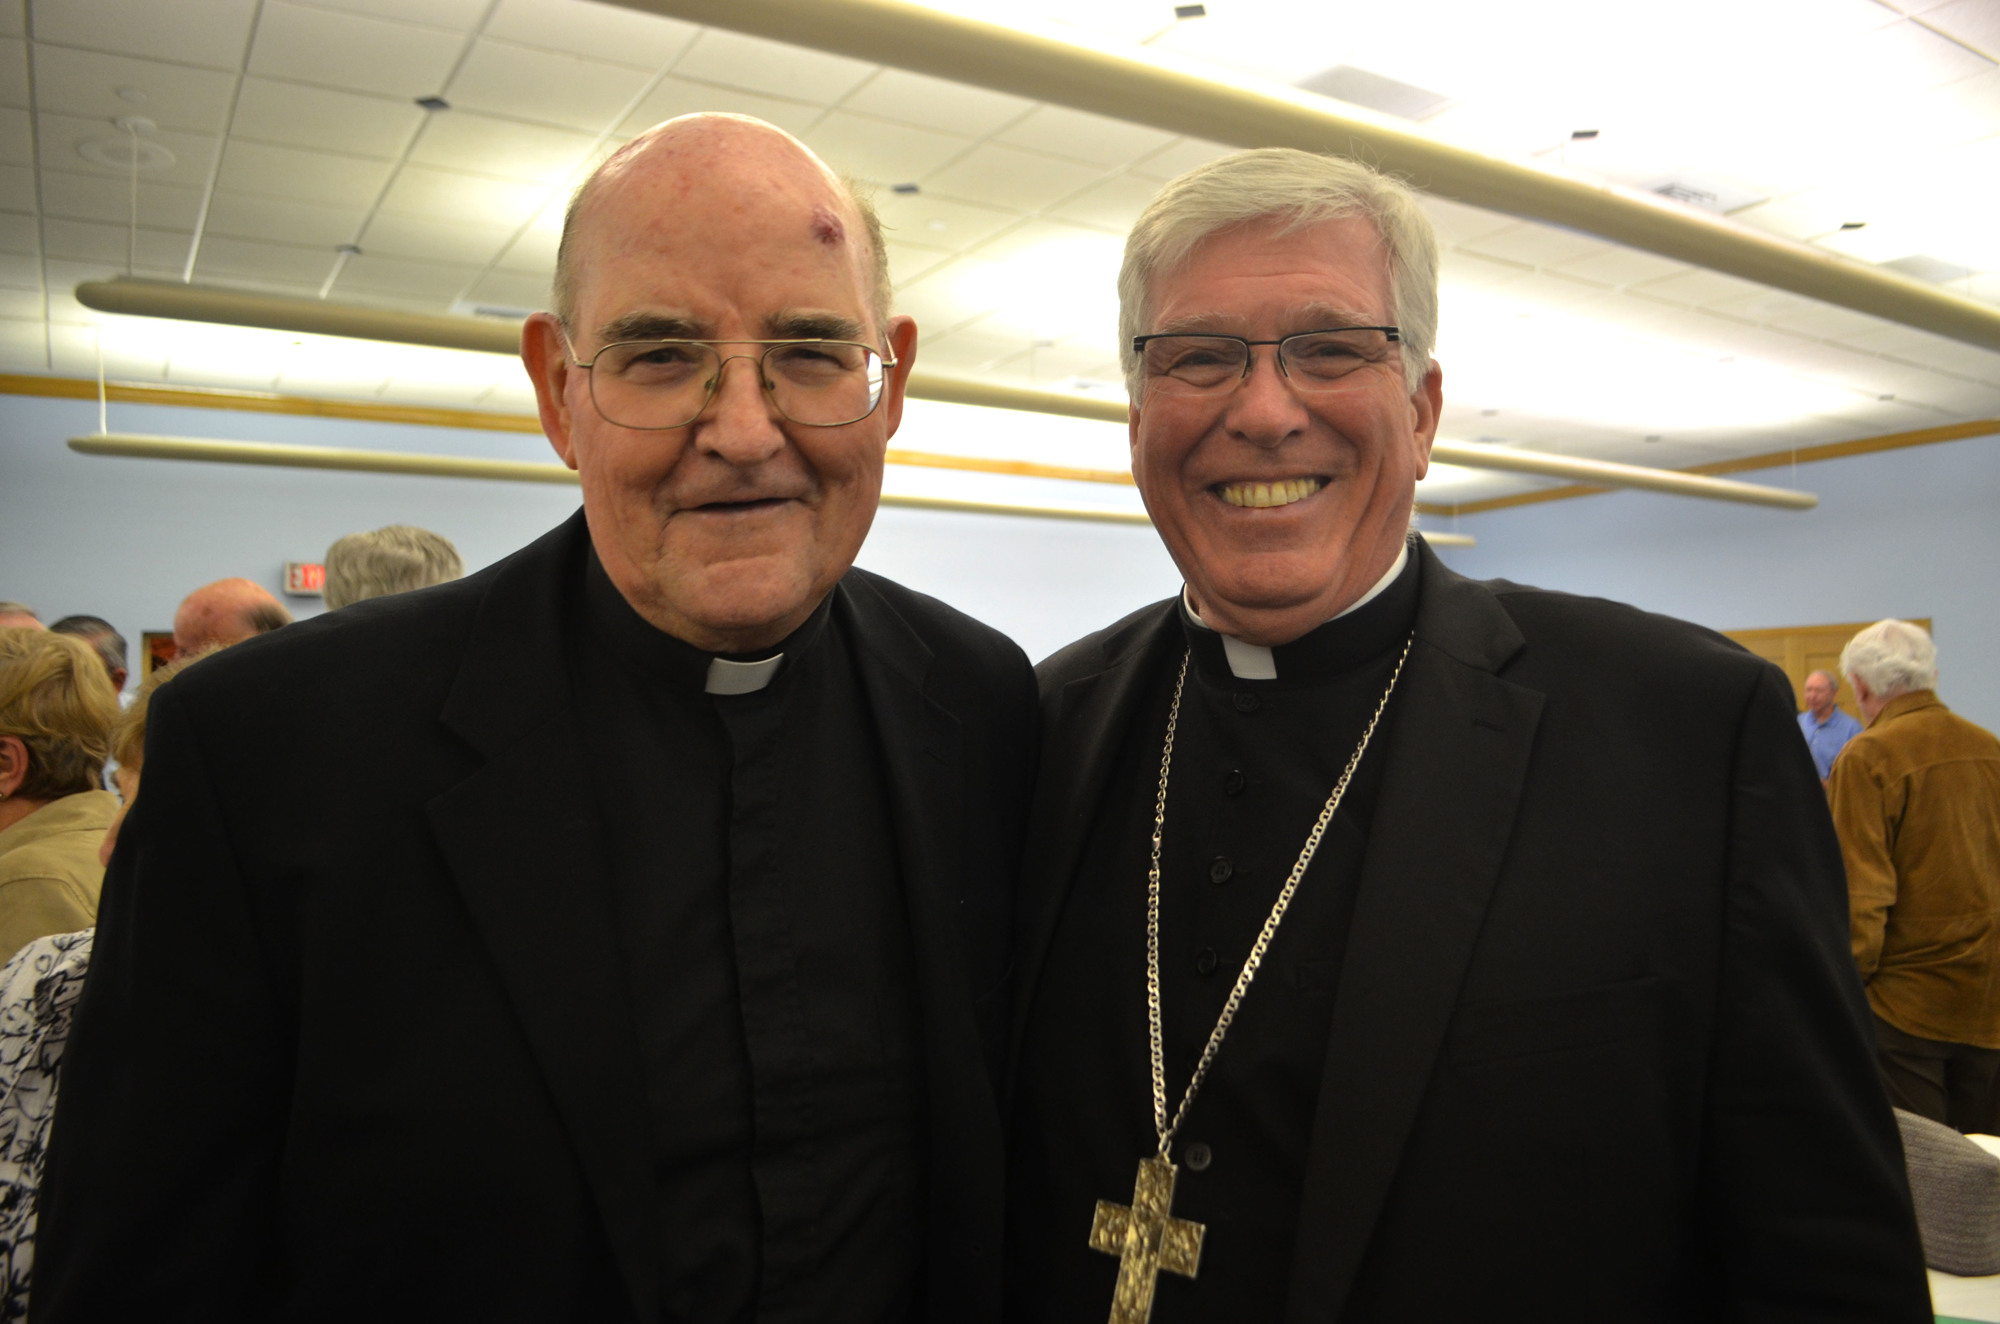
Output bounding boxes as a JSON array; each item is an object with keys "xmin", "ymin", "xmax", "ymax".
[
  {"xmin": 1840, "ymin": 620, "xmax": 1938, "ymax": 700},
  {"xmin": 1117, "ymin": 147, "xmax": 1440, "ymax": 397},
  {"xmin": 324, "ymin": 525, "xmax": 465, "ymax": 611}
]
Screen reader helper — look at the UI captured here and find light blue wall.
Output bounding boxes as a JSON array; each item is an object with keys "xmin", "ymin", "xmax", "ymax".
[
  {"xmin": 11, "ymin": 389, "xmax": 1986, "ymax": 714},
  {"xmin": 1447, "ymin": 432, "xmax": 2000, "ymax": 731},
  {"xmin": 0, "ymin": 390, "xmax": 1183, "ymax": 676}
]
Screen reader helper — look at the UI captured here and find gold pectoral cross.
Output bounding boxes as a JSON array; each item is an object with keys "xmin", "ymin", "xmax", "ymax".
[{"xmin": 1089, "ymin": 1155, "xmax": 1205, "ymax": 1324}]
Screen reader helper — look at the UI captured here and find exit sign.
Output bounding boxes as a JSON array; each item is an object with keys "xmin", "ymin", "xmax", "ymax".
[{"xmin": 284, "ymin": 561, "xmax": 325, "ymax": 597}]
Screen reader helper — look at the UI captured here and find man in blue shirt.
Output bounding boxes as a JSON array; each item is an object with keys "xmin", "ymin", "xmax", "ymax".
[{"xmin": 1801, "ymin": 668, "xmax": 1865, "ymax": 782}]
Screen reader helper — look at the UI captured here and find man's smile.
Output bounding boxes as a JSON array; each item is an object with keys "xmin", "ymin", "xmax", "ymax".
[{"xmin": 1213, "ymin": 476, "xmax": 1326, "ymax": 509}]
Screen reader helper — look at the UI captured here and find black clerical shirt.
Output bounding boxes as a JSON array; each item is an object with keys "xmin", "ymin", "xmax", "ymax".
[
  {"xmin": 570, "ymin": 553, "xmax": 925, "ymax": 1323},
  {"xmin": 1008, "ymin": 548, "xmax": 1421, "ymax": 1323}
]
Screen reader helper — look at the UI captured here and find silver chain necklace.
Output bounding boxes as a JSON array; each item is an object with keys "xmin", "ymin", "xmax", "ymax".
[{"xmin": 1089, "ymin": 632, "xmax": 1414, "ymax": 1324}]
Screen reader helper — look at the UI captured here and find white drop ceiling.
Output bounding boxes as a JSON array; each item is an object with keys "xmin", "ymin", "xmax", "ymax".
[{"xmin": 3, "ymin": 0, "xmax": 1998, "ymax": 508}]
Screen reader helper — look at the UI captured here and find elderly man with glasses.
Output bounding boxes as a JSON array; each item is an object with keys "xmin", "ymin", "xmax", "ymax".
[
  {"xmin": 37, "ymin": 114, "xmax": 1036, "ymax": 1323},
  {"xmin": 1006, "ymin": 148, "xmax": 1927, "ymax": 1321}
]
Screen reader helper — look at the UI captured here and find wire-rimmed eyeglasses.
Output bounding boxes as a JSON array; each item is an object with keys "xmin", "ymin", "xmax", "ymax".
[
  {"xmin": 1132, "ymin": 327, "xmax": 1402, "ymax": 395},
  {"xmin": 566, "ymin": 336, "xmax": 896, "ymax": 430}
]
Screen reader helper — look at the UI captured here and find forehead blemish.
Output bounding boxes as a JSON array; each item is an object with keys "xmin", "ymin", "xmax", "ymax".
[{"xmin": 810, "ymin": 204, "xmax": 845, "ymax": 246}]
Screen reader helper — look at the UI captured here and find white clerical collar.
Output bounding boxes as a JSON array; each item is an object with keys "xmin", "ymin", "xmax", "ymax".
[
  {"xmin": 1184, "ymin": 543, "xmax": 1411, "ymax": 681},
  {"xmin": 704, "ymin": 654, "xmax": 784, "ymax": 695}
]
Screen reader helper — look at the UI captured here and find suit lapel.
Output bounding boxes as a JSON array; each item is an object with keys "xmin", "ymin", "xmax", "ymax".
[
  {"xmin": 424, "ymin": 516, "xmax": 660, "ymax": 1324},
  {"xmin": 1008, "ymin": 604, "xmax": 1182, "ymax": 1082},
  {"xmin": 1284, "ymin": 546, "xmax": 1545, "ymax": 1322},
  {"xmin": 838, "ymin": 575, "xmax": 1005, "ymax": 1310}
]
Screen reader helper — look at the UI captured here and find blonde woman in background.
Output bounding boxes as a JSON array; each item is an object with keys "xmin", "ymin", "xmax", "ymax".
[{"xmin": 0, "ymin": 631, "xmax": 118, "ymax": 964}]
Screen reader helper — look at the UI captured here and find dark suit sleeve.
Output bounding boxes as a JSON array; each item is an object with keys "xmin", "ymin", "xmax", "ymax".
[
  {"xmin": 32, "ymin": 684, "xmax": 291, "ymax": 1321},
  {"xmin": 1702, "ymin": 665, "xmax": 1929, "ymax": 1320}
]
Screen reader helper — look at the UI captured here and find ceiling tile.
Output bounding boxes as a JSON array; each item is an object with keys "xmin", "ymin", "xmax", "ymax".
[
  {"xmin": 837, "ymin": 69, "xmax": 1032, "ymax": 138},
  {"xmin": 496, "ymin": 223, "xmax": 559, "ymax": 273},
  {"xmin": 0, "ymin": 1, "xmax": 17, "ymax": 39},
  {"xmin": 37, "ymin": 111, "xmax": 218, "ymax": 189},
  {"xmin": 297, "ymin": 0, "xmax": 489, "ymax": 29},
  {"xmin": 462, "ymin": 268, "xmax": 550, "ymax": 312},
  {"xmin": 0, "ymin": 104, "xmax": 23, "ymax": 164},
  {"xmin": 408, "ymin": 111, "xmax": 597, "ymax": 185},
  {"xmin": 1456, "ymin": 222, "xmax": 1609, "ymax": 269},
  {"xmin": 0, "ymin": 285, "xmax": 42, "ymax": 320},
  {"xmin": 672, "ymin": 29, "xmax": 875, "ymax": 105},
  {"xmin": 204, "ymin": 190, "xmax": 366, "ymax": 248},
  {"xmin": 917, "ymin": 326, "xmax": 1038, "ymax": 374},
  {"xmin": 1547, "ymin": 246, "xmax": 1689, "ymax": 289},
  {"xmin": 890, "ymin": 279, "xmax": 986, "ymax": 338},
  {"xmin": 231, "ymin": 77, "xmax": 422, "ymax": 159},
  {"xmin": 483, "ymin": 0, "xmax": 697, "ymax": 69},
  {"xmin": 0, "ymin": 38, "xmax": 22, "ymax": 109},
  {"xmin": 248, "ymin": 2, "xmax": 466, "ymax": 100},
  {"xmin": 359, "ymin": 211, "xmax": 515, "ymax": 265},
  {"xmin": 1420, "ymin": 196, "xmax": 1515, "ymax": 248},
  {"xmin": 193, "ymin": 233, "xmax": 339, "ymax": 286},
  {"xmin": 216, "ymin": 140, "xmax": 394, "ymax": 206},
  {"xmin": 446, "ymin": 40, "xmax": 651, "ymax": 133},
  {"xmin": 883, "ymin": 239, "xmax": 952, "ymax": 286},
  {"xmin": 0, "ymin": 210, "xmax": 36, "ymax": 254},
  {"xmin": 30, "ymin": 46, "xmax": 237, "ymax": 133},
  {"xmin": 29, "ymin": 0, "xmax": 258, "ymax": 69},
  {"xmin": 333, "ymin": 252, "xmax": 482, "ymax": 302},
  {"xmin": 0, "ymin": 319, "xmax": 50, "ymax": 372},
  {"xmin": 41, "ymin": 217, "xmax": 187, "ymax": 267},
  {"xmin": 1629, "ymin": 267, "xmax": 1776, "ymax": 309},
  {"xmin": 0, "ymin": 160, "xmax": 26, "ymax": 203},
  {"xmin": 992, "ymin": 106, "xmax": 1176, "ymax": 169},
  {"xmin": 803, "ymin": 111, "xmax": 971, "ymax": 186},
  {"xmin": 875, "ymin": 192, "xmax": 1020, "ymax": 254},
  {"xmin": 376, "ymin": 163, "xmax": 549, "ymax": 228},
  {"xmin": 1126, "ymin": 137, "xmax": 1233, "ymax": 183},
  {"xmin": 922, "ymin": 143, "xmax": 1106, "ymax": 212},
  {"xmin": 0, "ymin": 252, "xmax": 40, "ymax": 288},
  {"xmin": 1043, "ymin": 173, "xmax": 1158, "ymax": 234},
  {"xmin": 618, "ymin": 76, "xmax": 821, "ymax": 138},
  {"xmin": 39, "ymin": 168, "xmax": 204, "ymax": 228}
]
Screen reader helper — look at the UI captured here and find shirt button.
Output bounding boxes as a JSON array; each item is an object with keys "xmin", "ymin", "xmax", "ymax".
[
  {"xmin": 1232, "ymin": 692, "xmax": 1259, "ymax": 714},
  {"xmin": 1223, "ymin": 768, "xmax": 1245, "ymax": 796},
  {"xmin": 1208, "ymin": 856, "xmax": 1233, "ymax": 885},
  {"xmin": 1184, "ymin": 1142, "xmax": 1213, "ymax": 1172},
  {"xmin": 1194, "ymin": 948, "xmax": 1218, "ymax": 976}
]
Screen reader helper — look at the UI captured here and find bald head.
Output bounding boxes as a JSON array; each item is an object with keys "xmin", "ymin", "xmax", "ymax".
[
  {"xmin": 174, "ymin": 578, "xmax": 292, "ymax": 654},
  {"xmin": 552, "ymin": 114, "xmax": 891, "ymax": 335}
]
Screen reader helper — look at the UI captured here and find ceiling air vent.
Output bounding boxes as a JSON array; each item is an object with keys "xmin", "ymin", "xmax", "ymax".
[
  {"xmin": 1295, "ymin": 66, "xmax": 1452, "ymax": 121},
  {"xmin": 1643, "ymin": 174, "xmax": 1766, "ymax": 215}
]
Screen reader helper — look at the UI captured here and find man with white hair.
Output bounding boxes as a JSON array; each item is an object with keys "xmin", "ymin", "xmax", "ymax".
[
  {"xmin": 1833, "ymin": 619, "xmax": 2000, "ymax": 1132},
  {"xmin": 322, "ymin": 524, "xmax": 465, "ymax": 610},
  {"xmin": 1008, "ymin": 148, "xmax": 1926, "ymax": 1320}
]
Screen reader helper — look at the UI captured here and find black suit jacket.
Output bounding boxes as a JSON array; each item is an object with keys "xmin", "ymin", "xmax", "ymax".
[
  {"xmin": 1012, "ymin": 540, "xmax": 1928, "ymax": 1321},
  {"xmin": 34, "ymin": 513, "xmax": 1037, "ymax": 1323}
]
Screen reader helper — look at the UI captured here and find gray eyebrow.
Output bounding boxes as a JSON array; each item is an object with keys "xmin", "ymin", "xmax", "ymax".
[{"xmin": 596, "ymin": 312, "xmax": 702, "ymax": 344}]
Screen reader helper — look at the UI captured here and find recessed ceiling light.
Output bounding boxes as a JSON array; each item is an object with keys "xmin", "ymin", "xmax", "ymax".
[{"xmin": 415, "ymin": 95, "xmax": 450, "ymax": 112}]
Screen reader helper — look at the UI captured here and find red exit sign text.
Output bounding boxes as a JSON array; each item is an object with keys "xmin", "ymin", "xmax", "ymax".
[{"xmin": 285, "ymin": 562, "xmax": 326, "ymax": 596}]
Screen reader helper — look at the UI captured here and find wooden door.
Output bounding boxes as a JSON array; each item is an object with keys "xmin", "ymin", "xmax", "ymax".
[{"xmin": 1724, "ymin": 619, "xmax": 1932, "ymax": 722}]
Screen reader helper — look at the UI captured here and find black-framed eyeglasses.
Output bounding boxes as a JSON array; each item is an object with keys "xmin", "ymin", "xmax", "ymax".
[
  {"xmin": 1132, "ymin": 327, "xmax": 1402, "ymax": 395},
  {"xmin": 566, "ymin": 336, "xmax": 897, "ymax": 430}
]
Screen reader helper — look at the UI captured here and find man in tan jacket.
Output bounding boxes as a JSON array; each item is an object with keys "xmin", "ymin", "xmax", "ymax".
[{"xmin": 1832, "ymin": 619, "xmax": 2000, "ymax": 1130}]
